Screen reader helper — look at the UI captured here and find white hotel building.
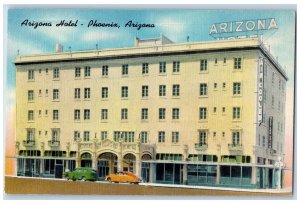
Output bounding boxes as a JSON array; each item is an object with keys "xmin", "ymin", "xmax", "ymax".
[{"xmin": 15, "ymin": 35, "xmax": 287, "ymax": 189}]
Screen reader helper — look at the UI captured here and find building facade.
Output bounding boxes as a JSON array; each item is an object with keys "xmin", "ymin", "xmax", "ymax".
[{"xmin": 15, "ymin": 35, "xmax": 287, "ymax": 189}]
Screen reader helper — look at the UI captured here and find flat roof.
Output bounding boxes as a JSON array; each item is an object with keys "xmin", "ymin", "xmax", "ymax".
[{"xmin": 14, "ymin": 37, "xmax": 288, "ymax": 80}]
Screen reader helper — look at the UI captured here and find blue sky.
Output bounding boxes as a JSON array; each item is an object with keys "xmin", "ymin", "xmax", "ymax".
[{"xmin": 6, "ymin": 9, "xmax": 295, "ymax": 93}]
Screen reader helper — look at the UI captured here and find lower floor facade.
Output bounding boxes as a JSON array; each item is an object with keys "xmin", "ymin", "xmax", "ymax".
[{"xmin": 16, "ymin": 156, "xmax": 284, "ymax": 189}]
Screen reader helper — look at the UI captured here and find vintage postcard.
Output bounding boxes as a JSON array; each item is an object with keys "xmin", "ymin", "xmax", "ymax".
[{"xmin": 4, "ymin": 6, "xmax": 296, "ymax": 197}]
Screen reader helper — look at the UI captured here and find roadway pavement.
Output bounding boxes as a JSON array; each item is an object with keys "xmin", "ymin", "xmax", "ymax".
[{"xmin": 4, "ymin": 176, "xmax": 292, "ymax": 197}]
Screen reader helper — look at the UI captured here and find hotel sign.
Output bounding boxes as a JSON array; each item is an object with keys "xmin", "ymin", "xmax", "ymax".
[
  {"xmin": 209, "ymin": 18, "xmax": 278, "ymax": 39},
  {"xmin": 268, "ymin": 116, "xmax": 273, "ymax": 149},
  {"xmin": 258, "ymin": 58, "xmax": 264, "ymax": 125}
]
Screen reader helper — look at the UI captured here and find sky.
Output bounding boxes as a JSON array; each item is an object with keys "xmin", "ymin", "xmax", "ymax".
[{"xmin": 4, "ymin": 8, "xmax": 295, "ymax": 187}]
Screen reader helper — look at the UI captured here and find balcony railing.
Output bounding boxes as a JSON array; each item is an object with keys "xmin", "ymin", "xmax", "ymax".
[
  {"xmin": 228, "ymin": 144, "xmax": 243, "ymax": 151},
  {"xmin": 48, "ymin": 140, "xmax": 60, "ymax": 147},
  {"xmin": 195, "ymin": 143, "xmax": 208, "ymax": 151},
  {"xmin": 23, "ymin": 140, "xmax": 35, "ymax": 147}
]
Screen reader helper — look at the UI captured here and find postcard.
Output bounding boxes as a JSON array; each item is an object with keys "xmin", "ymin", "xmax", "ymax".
[{"xmin": 4, "ymin": 6, "xmax": 295, "ymax": 197}]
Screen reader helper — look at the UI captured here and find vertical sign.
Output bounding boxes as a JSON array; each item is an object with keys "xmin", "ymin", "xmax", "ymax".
[
  {"xmin": 268, "ymin": 116, "xmax": 273, "ymax": 149},
  {"xmin": 258, "ymin": 58, "xmax": 264, "ymax": 125}
]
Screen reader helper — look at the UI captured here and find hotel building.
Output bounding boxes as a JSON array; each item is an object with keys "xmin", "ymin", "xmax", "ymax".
[{"xmin": 15, "ymin": 35, "xmax": 287, "ymax": 189}]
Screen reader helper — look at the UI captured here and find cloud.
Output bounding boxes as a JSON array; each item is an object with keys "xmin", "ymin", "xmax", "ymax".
[
  {"xmin": 7, "ymin": 33, "xmax": 45, "ymax": 55},
  {"xmin": 82, "ymin": 30, "xmax": 121, "ymax": 42},
  {"xmin": 155, "ymin": 17, "xmax": 187, "ymax": 42}
]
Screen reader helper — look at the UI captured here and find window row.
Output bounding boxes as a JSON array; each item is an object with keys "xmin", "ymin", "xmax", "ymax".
[
  {"xmin": 27, "ymin": 82, "xmax": 242, "ymax": 102},
  {"xmin": 26, "ymin": 106, "xmax": 241, "ymax": 122},
  {"xmin": 27, "ymin": 58, "xmax": 243, "ymax": 80}
]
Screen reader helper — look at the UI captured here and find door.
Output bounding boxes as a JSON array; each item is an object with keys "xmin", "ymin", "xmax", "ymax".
[
  {"xmin": 97, "ymin": 160, "xmax": 109, "ymax": 180},
  {"xmin": 55, "ymin": 164, "xmax": 63, "ymax": 178}
]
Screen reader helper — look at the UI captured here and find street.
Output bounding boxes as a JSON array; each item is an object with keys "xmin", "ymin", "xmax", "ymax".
[{"xmin": 4, "ymin": 176, "xmax": 292, "ymax": 197}]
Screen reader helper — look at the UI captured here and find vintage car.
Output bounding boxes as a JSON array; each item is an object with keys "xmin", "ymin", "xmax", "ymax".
[
  {"xmin": 64, "ymin": 167, "xmax": 98, "ymax": 181},
  {"xmin": 105, "ymin": 171, "xmax": 143, "ymax": 184}
]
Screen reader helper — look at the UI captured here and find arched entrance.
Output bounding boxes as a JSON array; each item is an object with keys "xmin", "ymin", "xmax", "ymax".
[
  {"xmin": 97, "ymin": 152, "xmax": 118, "ymax": 180},
  {"xmin": 81, "ymin": 152, "xmax": 92, "ymax": 167},
  {"xmin": 123, "ymin": 153, "xmax": 136, "ymax": 173},
  {"xmin": 141, "ymin": 153, "xmax": 152, "ymax": 182}
]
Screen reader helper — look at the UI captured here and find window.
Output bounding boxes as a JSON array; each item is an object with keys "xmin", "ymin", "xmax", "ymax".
[
  {"xmin": 122, "ymin": 64, "xmax": 128, "ymax": 75},
  {"xmin": 213, "ymin": 132, "xmax": 216, "ymax": 137},
  {"xmin": 39, "ymin": 69, "xmax": 41, "ymax": 74},
  {"xmin": 39, "ymin": 110, "xmax": 41, "ymax": 116},
  {"xmin": 28, "ymin": 110, "xmax": 34, "ymax": 121},
  {"xmin": 102, "ymin": 87, "xmax": 108, "ymax": 98},
  {"xmin": 123, "ymin": 132, "xmax": 135, "ymax": 143},
  {"xmin": 51, "ymin": 129, "xmax": 60, "ymax": 141},
  {"xmin": 232, "ymin": 131, "xmax": 241, "ymax": 145},
  {"xmin": 262, "ymin": 136, "xmax": 266, "ymax": 147},
  {"xmin": 101, "ymin": 109, "xmax": 108, "ymax": 120},
  {"xmin": 53, "ymin": 67, "xmax": 59, "ymax": 78},
  {"xmin": 83, "ymin": 131, "xmax": 90, "ymax": 142},
  {"xmin": 159, "ymin": 108, "xmax": 166, "ymax": 120},
  {"xmin": 172, "ymin": 132, "xmax": 179, "ymax": 143},
  {"xmin": 121, "ymin": 86, "xmax": 128, "ymax": 98},
  {"xmin": 102, "ymin": 65, "xmax": 108, "ymax": 76},
  {"xmin": 214, "ymin": 83, "xmax": 217, "ymax": 89},
  {"xmin": 39, "ymin": 89, "xmax": 42, "ymax": 96},
  {"xmin": 172, "ymin": 84, "xmax": 180, "ymax": 96},
  {"xmin": 200, "ymin": 83, "xmax": 208, "ymax": 96},
  {"xmin": 45, "ymin": 110, "xmax": 48, "ymax": 116},
  {"xmin": 84, "ymin": 88, "xmax": 90, "ymax": 99},
  {"xmin": 279, "ymin": 80, "xmax": 281, "ymax": 90},
  {"xmin": 213, "ymin": 107, "xmax": 217, "ymax": 113},
  {"xmin": 46, "ymin": 68, "xmax": 48, "ymax": 74},
  {"xmin": 84, "ymin": 109, "xmax": 90, "ymax": 120},
  {"xmin": 233, "ymin": 107, "xmax": 241, "ymax": 119},
  {"xmin": 199, "ymin": 107, "xmax": 207, "ymax": 120},
  {"xmin": 223, "ymin": 58, "xmax": 227, "ymax": 64},
  {"xmin": 141, "ymin": 131, "xmax": 148, "ymax": 143},
  {"xmin": 142, "ymin": 85, "xmax": 148, "ymax": 97},
  {"xmin": 74, "ymin": 131, "xmax": 80, "ymax": 141},
  {"xmin": 199, "ymin": 131, "xmax": 207, "ymax": 145},
  {"xmin": 200, "ymin": 59, "xmax": 207, "ymax": 71},
  {"xmin": 173, "ymin": 61, "xmax": 180, "ymax": 73},
  {"xmin": 272, "ymin": 72, "xmax": 275, "ymax": 84},
  {"xmin": 158, "ymin": 131, "xmax": 165, "ymax": 143},
  {"xmin": 74, "ymin": 88, "xmax": 80, "ymax": 99},
  {"xmin": 159, "ymin": 62, "xmax": 166, "ymax": 73},
  {"xmin": 28, "ymin": 70, "xmax": 34, "ymax": 80},
  {"xmin": 214, "ymin": 58, "xmax": 218, "ymax": 64},
  {"xmin": 53, "ymin": 89, "xmax": 59, "ymax": 100},
  {"xmin": 75, "ymin": 67, "xmax": 81, "ymax": 77},
  {"xmin": 74, "ymin": 109, "xmax": 80, "ymax": 120},
  {"xmin": 53, "ymin": 110, "xmax": 59, "ymax": 120},
  {"xmin": 234, "ymin": 58, "xmax": 242, "ymax": 69},
  {"xmin": 233, "ymin": 82, "xmax": 241, "ymax": 95},
  {"xmin": 222, "ymin": 132, "xmax": 225, "ymax": 137},
  {"xmin": 159, "ymin": 85, "xmax": 166, "ymax": 96},
  {"xmin": 222, "ymin": 107, "xmax": 226, "ymax": 113},
  {"xmin": 142, "ymin": 63, "xmax": 149, "ymax": 74},
  {"xmin": 46, "ymin": 89, "xmax": 48, "ymax": 96},
  {"xmin": 84, "ymin": 66, "xmax": 91, "ymax": 77},
  {"xmin": 28, "ymin": 90, "xmax": 34, "ymax": 101},
  {"xmin": 101, "ymin": 131, "xmax": 108, "ymax": 140},
  {"xmin": 26, "ymin": 129, "xmax": 35, "ymax": 141},
  {"xmin": 272, "ymin": 95, "xmax": 274, "ymax": 108},
  {"xmin": 141, "ymin": 108, "xmax": 148, "ymax": 120},
  {"xmin": 172, "ymin": 108, "xmax": 180, "ymax": 120},
  {"xmin": 223, "ymin": 82, "xmax": 226, "ymax": 89},
  {"xmin": 121, "ymin": 108, "xmax": 128, "ymax": 120}
]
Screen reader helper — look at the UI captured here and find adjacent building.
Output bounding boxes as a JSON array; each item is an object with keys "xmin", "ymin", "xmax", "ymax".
[{"xmin": 15, "ymin": 35, "xmax": 287, "ymax": 189}]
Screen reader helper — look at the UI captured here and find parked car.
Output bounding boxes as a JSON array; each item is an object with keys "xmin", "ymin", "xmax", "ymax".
[
  {"xmin": 105, "ymin": 171, "xmax": 143, "ymax": 184},
  {"xmin": 64, "ymin": 167, "xmax": 97, "ymax": 181}
]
